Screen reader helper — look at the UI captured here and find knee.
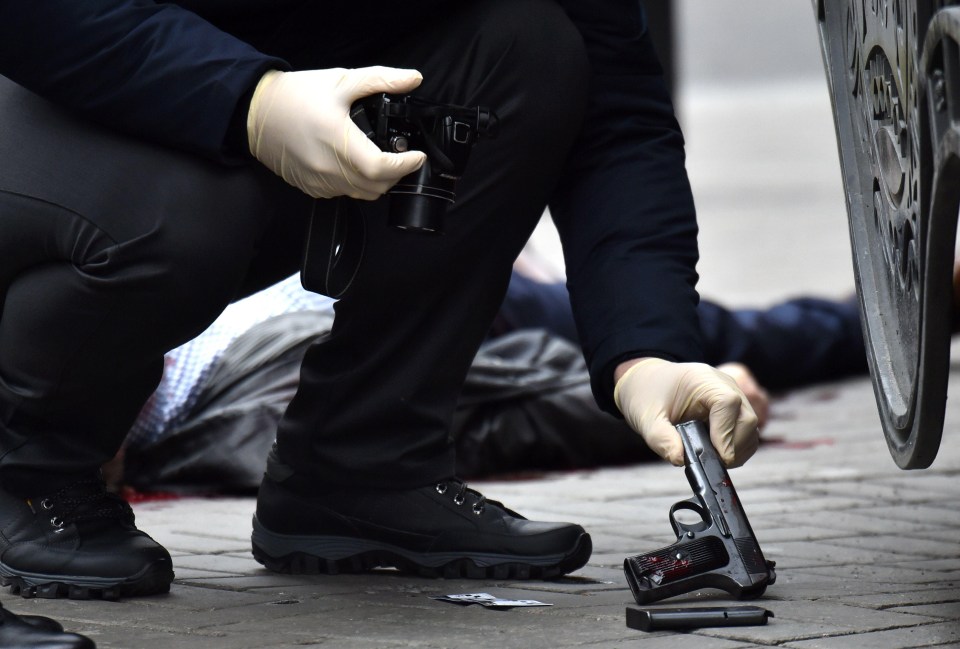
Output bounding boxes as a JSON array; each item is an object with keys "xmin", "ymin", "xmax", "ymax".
[
  {"xmin": 418, "ymin": 0, "xmax": 589, "ymax": 142},
  {"xmin": 481, "ymin": 0, "xmax": 591, "ymax": 128},
  {"xmin": 484, "ymin": 0, "xmax": 589, "ymax": 71}
]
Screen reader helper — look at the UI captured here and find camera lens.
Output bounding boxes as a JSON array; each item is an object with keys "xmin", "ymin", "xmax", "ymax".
[
  {"xmin": 387, "ymin": 161, "xmax": 454, "ymax": 233},
  {"xmin": 388, "ymin": 194, "xmax": 447, "ymax": 232}
]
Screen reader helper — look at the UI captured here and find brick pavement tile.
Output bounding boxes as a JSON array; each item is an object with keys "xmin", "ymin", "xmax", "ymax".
[
  {"xmin": 741, "ymin": 600, "xmax": 937, "ymax": 629},
  {"xmin": 769, "ymin": 464, "xmax": 875, "ymax": 484},
  {"xmin": 800, "ymin": 563, "xmax": 958, "ymax": 585},
  {"xmin": 586, "ymin": 550, "xmax": 644, "ymax": 571},
  {"xmin": 855, "ymin": 503, "xmax": 960, "ymax": 527},
  {"xmin": 788, "ymin": 479, "xmax": 938, "ymax": 503},
  {"xmin": 222, "ymin": 570, "xmax": 400, "ymax": 591},
  {"xmin": 693, "ymin": 601, "xmax": 939, "ymax": 645},
  {"xmin": 740, "ymin": 497, "xmax": 864, "ymax": 517},
  {"xmin": 4, "ymin": 584, "xmax": 277, "ymax": 620},
  {"xmin": 824, "ymin": 534, "xmax": 960, "ymax": 559},
  {"xmin": 259, "ymin": 642, "xmax": 408, "ymax": 649},
  {"xmin": 134, "ymin": 498, "xmax": 254, "ymax": 530},
  {"xmin": 180, "ymin": 579, "xmax": 414, "ymax": 599},
  {"xmin": 928, "ymin": 456, "xmax": 960, "ymax": 473},
  {"xmin": 589, "ymin": 523, "xmax": 677, "ymax": 542},
  {"xmin": 421, "ymin": 586, "xmax": 629, "ymax": 610},
  {"xmin": 135, "ymin": 496, "xmax": 254, "ymax": 515},
  {"xmin": 150, "ymin": 584, "xmax": 283, "ymax": 608},
  {"xmin": 147, "ymin": 530, "xmax": 251, "ymax": 554},
  {"xmin": 809, "ymin": 472, "xmax": 956, "ymax": 504},
  {"xmin": 723, "ymin": 486, "xmax": 819, "ymax": 503},
  {"xmin": 593, "ymin": 519, "xmax": 680, "ymax": 540},
  {"xmin": 150, "ymin": 526, "xmax": 251, "ymax": 546},
  {"xmin": 175, "ymin": 574, "xmax": 355, "ymax": 593},
  {"xmin": 889, "ymin": 601, "xmax": 960, "ymax": 619},
  {"xmin": 4, "ymin": 595, "xmax": 341, "ymax": 638},
  {"xmin": 208, "ymin": 604, "xmax": 637, "ymax": 649},
  {"xmin": 837, "ymin": 586, "xmax": 960, "ymax": 609},
  {"xmin": 172, "ymin": 553, "xmax": 261, "ymax": 574},
  {"xmin": 603, "ymin": 492, "xmax": 685, "ymax": 509},
  {"xmin": 761, "ymin": 539, "xmax": 927, "ymax": 568},
  {"xmin": 876, "ymin": 472, "xmax": 960, "ymax": 494},
  {"xmin": 745, "ymin": 525, "xmax": 850, "ymax": 543},
  {"xmin": 782, "ymin": 621, "xmax": 960, "ymax": 648},
  {"xmin": 170, "ymin": 567, "xmax": 239, "ymax": 580},
  {"xmin": 766, "ymin": 568, "xmax": 933, "ymax": 600},
  {"xmin": 597, "ymin": 631, "xmax": 756, "ymax": 648},
  {"xmin": 907, "ymin": 528, "xmax": 960, "ymax": 544},
  {"xmin": 78, "ymin": 588, "xmax": 368, "ymax": 638},
  {"xmin": 697, "ymin": 619, "xmax": 865, "ymax": 645},
  {"xmin": 501, "ymin": 577, "xmax": 625, "ymax": 596},
  {"xmin": 197, "ymin": 578, "xmax": 440, "ymax": 606},
  {"xmin": 884, "ymin": 559, "xmax": 960, "ymax": 577},
  {"xmin": 186, "ymin": 587, "xmax": 623, "ymax": 645},
  {"xmin": 172, "ymin": 571, "xmax": 625, "ymax": 600},
  {"xmin": 763, "ymin": 509, "xmax": 947, "ymax": 535},
  {"xmin": 58, "ymin": 624, "xmax": 251, "ymax": 649}
]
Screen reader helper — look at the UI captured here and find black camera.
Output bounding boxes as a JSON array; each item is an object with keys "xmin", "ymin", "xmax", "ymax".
[{"xmin": 350, "ymin": 94, "xmax": 499, "ymax": 233}]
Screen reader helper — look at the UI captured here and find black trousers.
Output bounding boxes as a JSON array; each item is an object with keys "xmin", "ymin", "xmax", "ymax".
[{"xmin": 0, "ymin": 0, "xmax": 590, "ymax": 493}]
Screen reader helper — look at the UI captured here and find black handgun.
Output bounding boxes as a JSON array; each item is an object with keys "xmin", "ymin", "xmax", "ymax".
[{"xmin": 623, "ymin": 420, "xmax": 776, "ymax": 604}]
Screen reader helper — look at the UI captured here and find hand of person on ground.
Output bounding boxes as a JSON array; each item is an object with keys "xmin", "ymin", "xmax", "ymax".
[
  {"xmin": 614, "ymin": 357, "xmax": 759, "ymax": 468},
  {"xmin": 247, "ymin": 67, "xmax": 427, "ymax": 199},
  {"xmin": 717, "ymin": 362, "xmax": 769, "ymax": 431}
]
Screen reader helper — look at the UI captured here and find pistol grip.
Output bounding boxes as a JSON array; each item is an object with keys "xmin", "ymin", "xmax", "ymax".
[{"xmin": 623, "ymin": 536, "xmax": 729, "ymax": 604}]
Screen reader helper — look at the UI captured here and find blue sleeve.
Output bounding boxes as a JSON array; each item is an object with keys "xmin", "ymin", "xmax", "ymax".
[
  {"xmin": 552, "ymin": 0, "xmax": 704, "ymax": 414},
  {"xmin": 0, "ymin": 0, "xmax": 287, "ymax": 160}
]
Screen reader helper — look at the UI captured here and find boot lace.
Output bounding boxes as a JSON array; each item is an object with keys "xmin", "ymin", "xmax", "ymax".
[
  {"xmin": 435, "ymin": 479, "xmax": 486, "ymax": 515},
  {"xmin": 35, "ymin": 477, "xmax": 134, "ymax": 531}
]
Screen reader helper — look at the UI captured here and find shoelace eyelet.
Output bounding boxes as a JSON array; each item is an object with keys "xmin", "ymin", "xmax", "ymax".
[
  {"xmin": 50, "ymin": 516, "xmax": 64, "ymax": 530},
  {"xmin": 472, "ymin": 502, "xmax": 485, "ymax": 515},
  {"xmin": 40, "ymin": 499, "xmax": 54, "ymax": 511},
  {"xmin": 453, "ymin": 494, "xmax": 465, "ymax": 506},
  {"xmin": 435, "ymin": 483, "xmax": 448, "ymax": 495}
]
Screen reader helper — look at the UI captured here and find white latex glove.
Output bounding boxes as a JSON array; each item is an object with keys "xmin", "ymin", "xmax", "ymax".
[
  {"xmin": 247, "ymin": 67, "xmax": 427, "ymax": 199},
  {"xmin": 613, "ymin": 357, "xmax": 759, "ymax": 468},
  {"xmin": 717, "ymin": 362, "xmax": 769, "ymax": 431}
]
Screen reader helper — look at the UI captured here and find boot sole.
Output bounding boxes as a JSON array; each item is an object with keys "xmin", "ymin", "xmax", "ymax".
[
  {"xmin": 0, "ymin": 560, "xmax": 174, "ymax": 600},
  {"xmin": 251, "ymin": 515, "xmax": 592, "ymax": 580}
]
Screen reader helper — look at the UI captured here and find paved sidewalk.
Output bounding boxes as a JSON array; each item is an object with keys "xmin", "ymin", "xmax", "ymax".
[{"xmin": 8, "ymin": 363, "xmax": 960, "ymax": 648}]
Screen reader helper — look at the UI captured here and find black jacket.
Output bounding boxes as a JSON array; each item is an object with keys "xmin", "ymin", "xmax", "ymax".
[{"xmin": 0, "ymin": 0, "xmax": 702, "ymax": 414}]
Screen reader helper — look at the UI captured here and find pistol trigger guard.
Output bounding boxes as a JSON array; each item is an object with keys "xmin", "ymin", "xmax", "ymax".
[{"xmin": 668, "ymin": 499, "xmax": 710, "ymax": 538}]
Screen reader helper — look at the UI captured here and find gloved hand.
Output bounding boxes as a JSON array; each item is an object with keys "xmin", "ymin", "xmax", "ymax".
[
  {"xmin": 613, "ymin": 357, "xmax": 759, "ymax": 468},
  {"xmin": 247, "ymin": 67, "xmax": 427, "ymax": 199},
  {"xmin": 717, "ymin": 362, "xmax": 769, "ymax": 431}
]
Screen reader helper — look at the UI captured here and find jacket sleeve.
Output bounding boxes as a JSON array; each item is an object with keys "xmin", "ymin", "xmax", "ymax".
[
  {"xmin": 0, "ymin": 0, "xmax": 287, "ymax": 160},
  {"xmin": 551, "ymin": 0, "xmax": 704, "ymax": 414}
]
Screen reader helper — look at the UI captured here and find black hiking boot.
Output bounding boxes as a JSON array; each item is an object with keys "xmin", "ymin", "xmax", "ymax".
[
  {"xmin": 0, "ymin": 604, "xmax": 96, "ymax": 648},
  {"xmin": 0, "ymin": 476, "xmax": 173, "ymax": 600},
  {"xmin": 252, "ymin": 471, "xmax": 592, "ymax": 580}
]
